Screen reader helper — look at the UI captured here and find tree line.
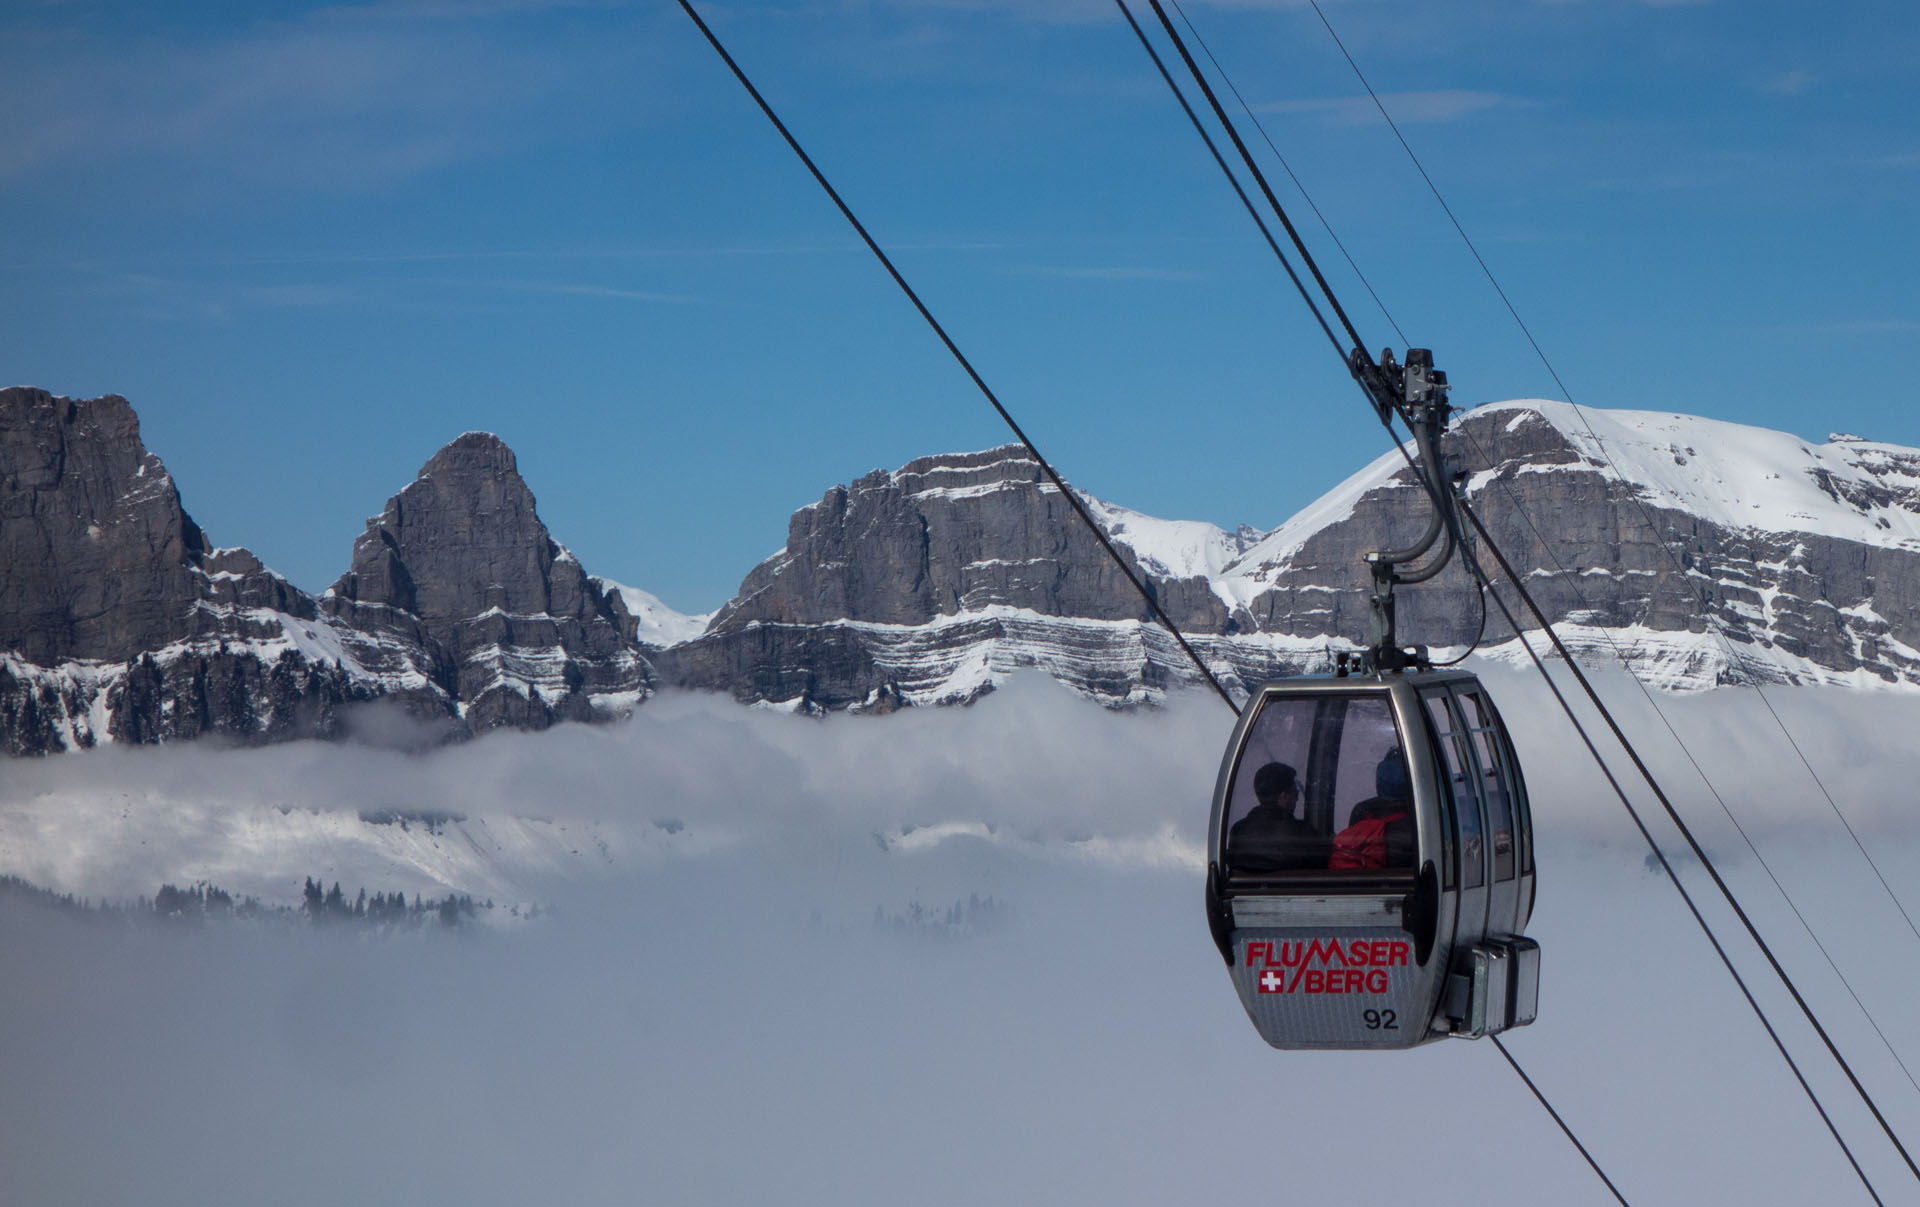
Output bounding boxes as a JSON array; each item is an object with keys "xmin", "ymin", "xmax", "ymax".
[{"xmin": 0, "ymin": 873, "xmax": 490, "ymax": 931}]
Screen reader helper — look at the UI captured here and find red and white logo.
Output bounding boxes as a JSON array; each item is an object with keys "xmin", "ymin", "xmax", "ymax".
[{"xmin": 1257, "ymin": 969, "xmax": 1287, "ymax": 994}]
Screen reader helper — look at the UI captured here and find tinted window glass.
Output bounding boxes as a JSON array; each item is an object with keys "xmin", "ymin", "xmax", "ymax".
[
  {"xmin": 1224, "ymin": 693, "xmax": 1413, "ymax": 876},
  {"xmin": 1423, "ymin": 691, "xmax": 1484, "ymax": 890},
  {"xmin": 1458, "ymin": 689, "xmax": 1516, "ymax": 883}
]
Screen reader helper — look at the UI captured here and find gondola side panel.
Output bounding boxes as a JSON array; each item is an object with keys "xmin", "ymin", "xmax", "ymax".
[{"xmin": 1229, "ymin": 926, "xmax": 1450, "ymax": 1050}]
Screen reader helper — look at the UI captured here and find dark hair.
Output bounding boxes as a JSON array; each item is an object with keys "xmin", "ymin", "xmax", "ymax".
[{"xmin": 1252, "ymin": 761, "xmax": 1298, "ymax": 806}]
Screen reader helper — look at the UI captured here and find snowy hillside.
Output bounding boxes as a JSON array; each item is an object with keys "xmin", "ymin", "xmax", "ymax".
[
  {"xmin": 594, "ymin": 578, "xmax": 713, "ymax": 647},
  {"xmin": 1476, "ymin": 400, "xmax": 1920, "ymax": 548}
]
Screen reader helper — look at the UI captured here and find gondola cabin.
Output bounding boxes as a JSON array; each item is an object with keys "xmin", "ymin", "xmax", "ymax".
[{"xmin": 1206, "ymin": 669, "xmax": 1540, "ymax": 1049}]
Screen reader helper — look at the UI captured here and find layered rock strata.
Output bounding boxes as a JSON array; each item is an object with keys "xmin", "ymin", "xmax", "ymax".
[
  {"xmin": 663, "ymin": 406, "xmax": 1920, "ymax": 708},
  {"xmin": 325, "ymin": 432, "xmax": 652, "ymax": 730},
  {"xmin": 0, "ymin": 390, "xmax": 652, "ymax": 754},
  {"xmin": 6, "ymin": 386, "xmax": 1920, "ymax": 756}
]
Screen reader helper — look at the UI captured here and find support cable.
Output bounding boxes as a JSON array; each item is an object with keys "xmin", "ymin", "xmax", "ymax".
[
  {"xmin": 1376, "ymin": 425, "xmax": 1884, "ymax": 1203},
  {"xmin": 1147, "ymin": 0, "xmax": 1907, "ymax": 1162},
  {"xmin": 1165, "ymin": 0, "xmax": 1408, "ymax": 348},
  {"xmin": 1141, "ymin": 0, "xmax": 1371, "ymax": 357},
  {"xmin": 1470, "ymin": 563, "xmax": 1886, "ymax": 1207},
  {"xmin": 1306, "ymin": 0, "xmax": 1920, "ymax": 957},
  {"xmin": 1290, "ymin": 0, "xmax": 1920, "ymax": 1107},
  {"xmin": 1452, "ymin": 424, "xmax": 1920, "ymax": 1101},
  {"xmin": 1208, "ymin": 0, "xmax": 1920, "ymax": 1150},
  {"xmin": 1119, "ymin": 9, "xmax": 1634, "ymax": 1189},
  {"xmin": 1304, "ymin": 0, "xmax": 1549, "ymax": 389},
  {"xmin": 673, "ymin": 0, "xmax": 1240, "ymax": 716},
  {"xmin": 1461, "ymin": 497, "xmax": 1920, "ymax": 1186},
  {"xmin": 1492, "ymin": 1035, "xmax": 1633, "ymax": 1207},
  {"xmin": 1142, "ymin": 0, "xmax": 1908, "ymax": 1166},
  {"xmin": 1110, "ymin": 0, "xmax": 1342, "ymax": 359},
  {"xmin": 681, "ymin": 4, "xmax": 1854, "ymax": 1198}
]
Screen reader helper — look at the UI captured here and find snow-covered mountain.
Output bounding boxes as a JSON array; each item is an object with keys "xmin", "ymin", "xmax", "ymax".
[
  {"xmin": 5, "ymin": 386, "xmax": 1918, "ymax": 754},
  {"xmin": 656, "ymin": 401, "xmax": 1920, "ymax": 707},
  {"xmin": 1206, "ymin": 399, "xmax": 1920, "ymax": 692}
]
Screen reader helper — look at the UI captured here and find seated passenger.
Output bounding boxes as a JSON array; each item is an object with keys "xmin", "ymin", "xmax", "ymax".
[
  {"xmin": 1330, "ymin": 750, "xmax": 1416, "ymax": 870},
  {"xmin": 1228, "ymin": 762, "xmax": 1327, "ymax": 873}
]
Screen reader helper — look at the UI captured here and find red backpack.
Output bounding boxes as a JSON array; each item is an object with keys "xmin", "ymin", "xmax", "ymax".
[{"xmin": 1329, "ymin": 810, "xmax": 1409, "ymax": 870}]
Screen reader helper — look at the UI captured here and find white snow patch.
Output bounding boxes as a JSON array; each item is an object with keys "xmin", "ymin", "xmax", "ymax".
[
  {"xmin": 1474, "ymin": 399, "xmax": 1920, "ymax": 550},
  {"xmin": 595, "ymin": 578, "xmax": 713, "ymax": 647},
  {"xmin": 1080, "ymin": 495, "xmax": 1240, "ymax": 582}
]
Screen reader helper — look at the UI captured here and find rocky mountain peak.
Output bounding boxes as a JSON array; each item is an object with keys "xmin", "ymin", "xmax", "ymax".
[
  {"xmin": 886, "ymin": 444, "xmax": 1043, "ymax": 491},
  {"xmin": 421, "ymin": 430, "xmax": 518, "ymax": 477},
  {"xmin": 1, "ymin": 396, "xmax": 662, "ymax": 755},
  {"xmin": 10, "ymin": 386, "xmax": 1920, "ymax": 754},
  {"xmin": 321, "ymin": 429, "xmax": 650, "ymax": 730},
  {"xmin": 329, "ymin": 430, "xmax": 585, "ymax": 628},
  {"xmin": 705, "ymin": 442, "xmax": 1224, "ymax": 639}
]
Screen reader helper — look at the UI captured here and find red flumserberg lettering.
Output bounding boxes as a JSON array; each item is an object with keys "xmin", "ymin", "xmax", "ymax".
[{"xmin": 1242, "ymin": 937, "xmax": 1406, "ymax": 994}]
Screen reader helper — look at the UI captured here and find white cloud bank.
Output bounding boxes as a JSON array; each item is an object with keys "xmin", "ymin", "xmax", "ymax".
[{"xmin": 3, "ymin": 666, "xmax": 1919, "ymax": 1204}]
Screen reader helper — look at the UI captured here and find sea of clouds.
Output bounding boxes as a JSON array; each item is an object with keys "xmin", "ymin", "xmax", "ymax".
[{"xmin": 3, "ymin": 665, "xmax": 1918, "ymax": 1205}]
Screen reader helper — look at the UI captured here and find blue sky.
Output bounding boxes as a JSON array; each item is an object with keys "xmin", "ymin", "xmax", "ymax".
[{"xmin": 4, "ymin": 0, "xmax": 1917, "ymax": 611}]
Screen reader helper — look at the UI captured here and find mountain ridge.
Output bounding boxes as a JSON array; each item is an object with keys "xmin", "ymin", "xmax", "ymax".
[{"xmin": 4, "ymin": 385, "xmax": 1918, "ymax": 755}]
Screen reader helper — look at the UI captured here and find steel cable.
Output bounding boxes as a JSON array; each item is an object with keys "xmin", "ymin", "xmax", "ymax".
[
  {"xmin": 1306, "ymin": 0, "xmax": 1920, "ymax": 963},
  {"xmin": 673, "ymin": 0, "xmax": 1241, "ymax": 718},
  {"xmin": 1136, "ymin": 2, "xmax": 1913, "ymax": 1190}
]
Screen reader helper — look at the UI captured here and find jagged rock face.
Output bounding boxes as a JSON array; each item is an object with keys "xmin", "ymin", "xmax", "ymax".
[
  {"xmin": 9, "ymin": 385, "xmax": 1920, "ymax": 754},
  {"xmin": 326, "ymin": 432, "xmax": 653, "ymax": 728},
  {"xmin": 711, "ymin": 447, "xmax": 1228, "ymax": 635},
  {"xmin": 670, "ymin": 404, "xmax": 1920, "ymax": 709},
  {"xmin": 1, "ymin": 398, "xmax": 649, "ymax": 755},
  {"xmin": 103, "ymin": 650, "xmax": 376, "ymax": 747},
  {"xmin": 0, "ymin": 389, "xmax": 430, "ymax": 754},
  {"xmin": 665, "ymin": 446, "xmax": 1240, "ymax": 709},
  {"xmin": 1227, "ymin": 402, "xmax": 1920, "ymax": 689},
  {"xmin": 0, "ymin": 388, "xmax": 210, "ymax": 664},
  {"xmin": 332, "ymin": 433, "xmax": 580, "ymax": 626}
]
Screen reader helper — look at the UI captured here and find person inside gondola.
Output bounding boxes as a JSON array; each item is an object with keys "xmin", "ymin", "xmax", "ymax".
[
  {"xmin": 1330, "ymin": 749, "xmax": 1416, "ymax": 870},
  {"xmin": 1228, "ymin": 761, "xmax": 1327, "ymax": 873}
]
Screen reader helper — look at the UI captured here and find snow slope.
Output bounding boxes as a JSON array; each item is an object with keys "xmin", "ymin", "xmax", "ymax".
[
  {"xmin": 1480, "ymin": 399, "xmax": 1920, "ymax": 550},
  {"xmin": 595, "ymin": 578, "xmax": 714, "ymax": 647}
]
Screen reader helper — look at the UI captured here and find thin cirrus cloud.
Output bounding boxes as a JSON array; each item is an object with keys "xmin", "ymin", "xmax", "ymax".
[
  {"xmin": 72, "ymin": 271, "xmax": 346, "ymax": 323},
  {"xmin": 71, "ymin": 266, "xmax": 701, "ymax": 321},
  {"xmin": 505, "ymin": 281, "xmax": 708, "ymax": 304},
  {"xmin": 1797, "ymin": 318, "xmax": 1920, "ymax": 335},
  {"xmin": 0, "ymin": 8, "xmax": 635, "ymax": 191},
  {"xmin": 999, "ymin": 265, "xmax": 1209, "ymax": 282},
  {"xmin": 1255, "ymin": 88, "xmax": 1517, "ymax": 127},
  {"xmin": 1762, "ymin": 68, "xmax": 1815, "ymax": 96}
]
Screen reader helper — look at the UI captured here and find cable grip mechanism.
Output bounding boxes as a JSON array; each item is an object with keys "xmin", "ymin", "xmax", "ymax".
[{"xmin": 1352, "ymin": 347, "xmax": 1457, "ymax": 672}]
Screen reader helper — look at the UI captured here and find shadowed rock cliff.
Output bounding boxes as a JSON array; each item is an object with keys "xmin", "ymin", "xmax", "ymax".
[{"xmin": 325, "ymin": 432, "xmax": 653, "ymax": 730}]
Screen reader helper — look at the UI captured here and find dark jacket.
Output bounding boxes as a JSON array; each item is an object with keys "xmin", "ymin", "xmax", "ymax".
[{"xmin": 1228, "ymin": 804, "xmax": 1328, "ymax": 873}]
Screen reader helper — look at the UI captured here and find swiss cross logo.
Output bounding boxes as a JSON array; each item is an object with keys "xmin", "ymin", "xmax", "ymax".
[{"xmin": 1258, "ymin": 970, "xmax": 1286, "ymax": 994}]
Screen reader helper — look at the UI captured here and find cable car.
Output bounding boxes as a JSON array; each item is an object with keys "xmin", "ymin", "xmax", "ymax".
[
  {"xmin": 1203, "ymin": 347, "xmax": 1540, "ymax": 1049},
  {"xmin": 1204, "ymin": 664, "xmax": 1540, "ymax": 1049}
]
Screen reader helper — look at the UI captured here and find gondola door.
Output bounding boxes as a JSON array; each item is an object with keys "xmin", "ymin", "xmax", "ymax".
[
  {"xmin": 1420, "ymin": 688, "xmax": 1490, "ymax": 954},
  {"xmin": 1210, "ymin": 682, "xmax": 1454, "ymax": 1049},
  {"xmin": 1455, "ymin": 684, "xmax": 1526, "ymax": 939}
]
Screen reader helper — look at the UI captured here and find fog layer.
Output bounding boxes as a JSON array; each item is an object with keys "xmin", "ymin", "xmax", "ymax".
[{"xmin": 4, "ymin": 668, "xmax": 1919, "ymax": 1205}]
